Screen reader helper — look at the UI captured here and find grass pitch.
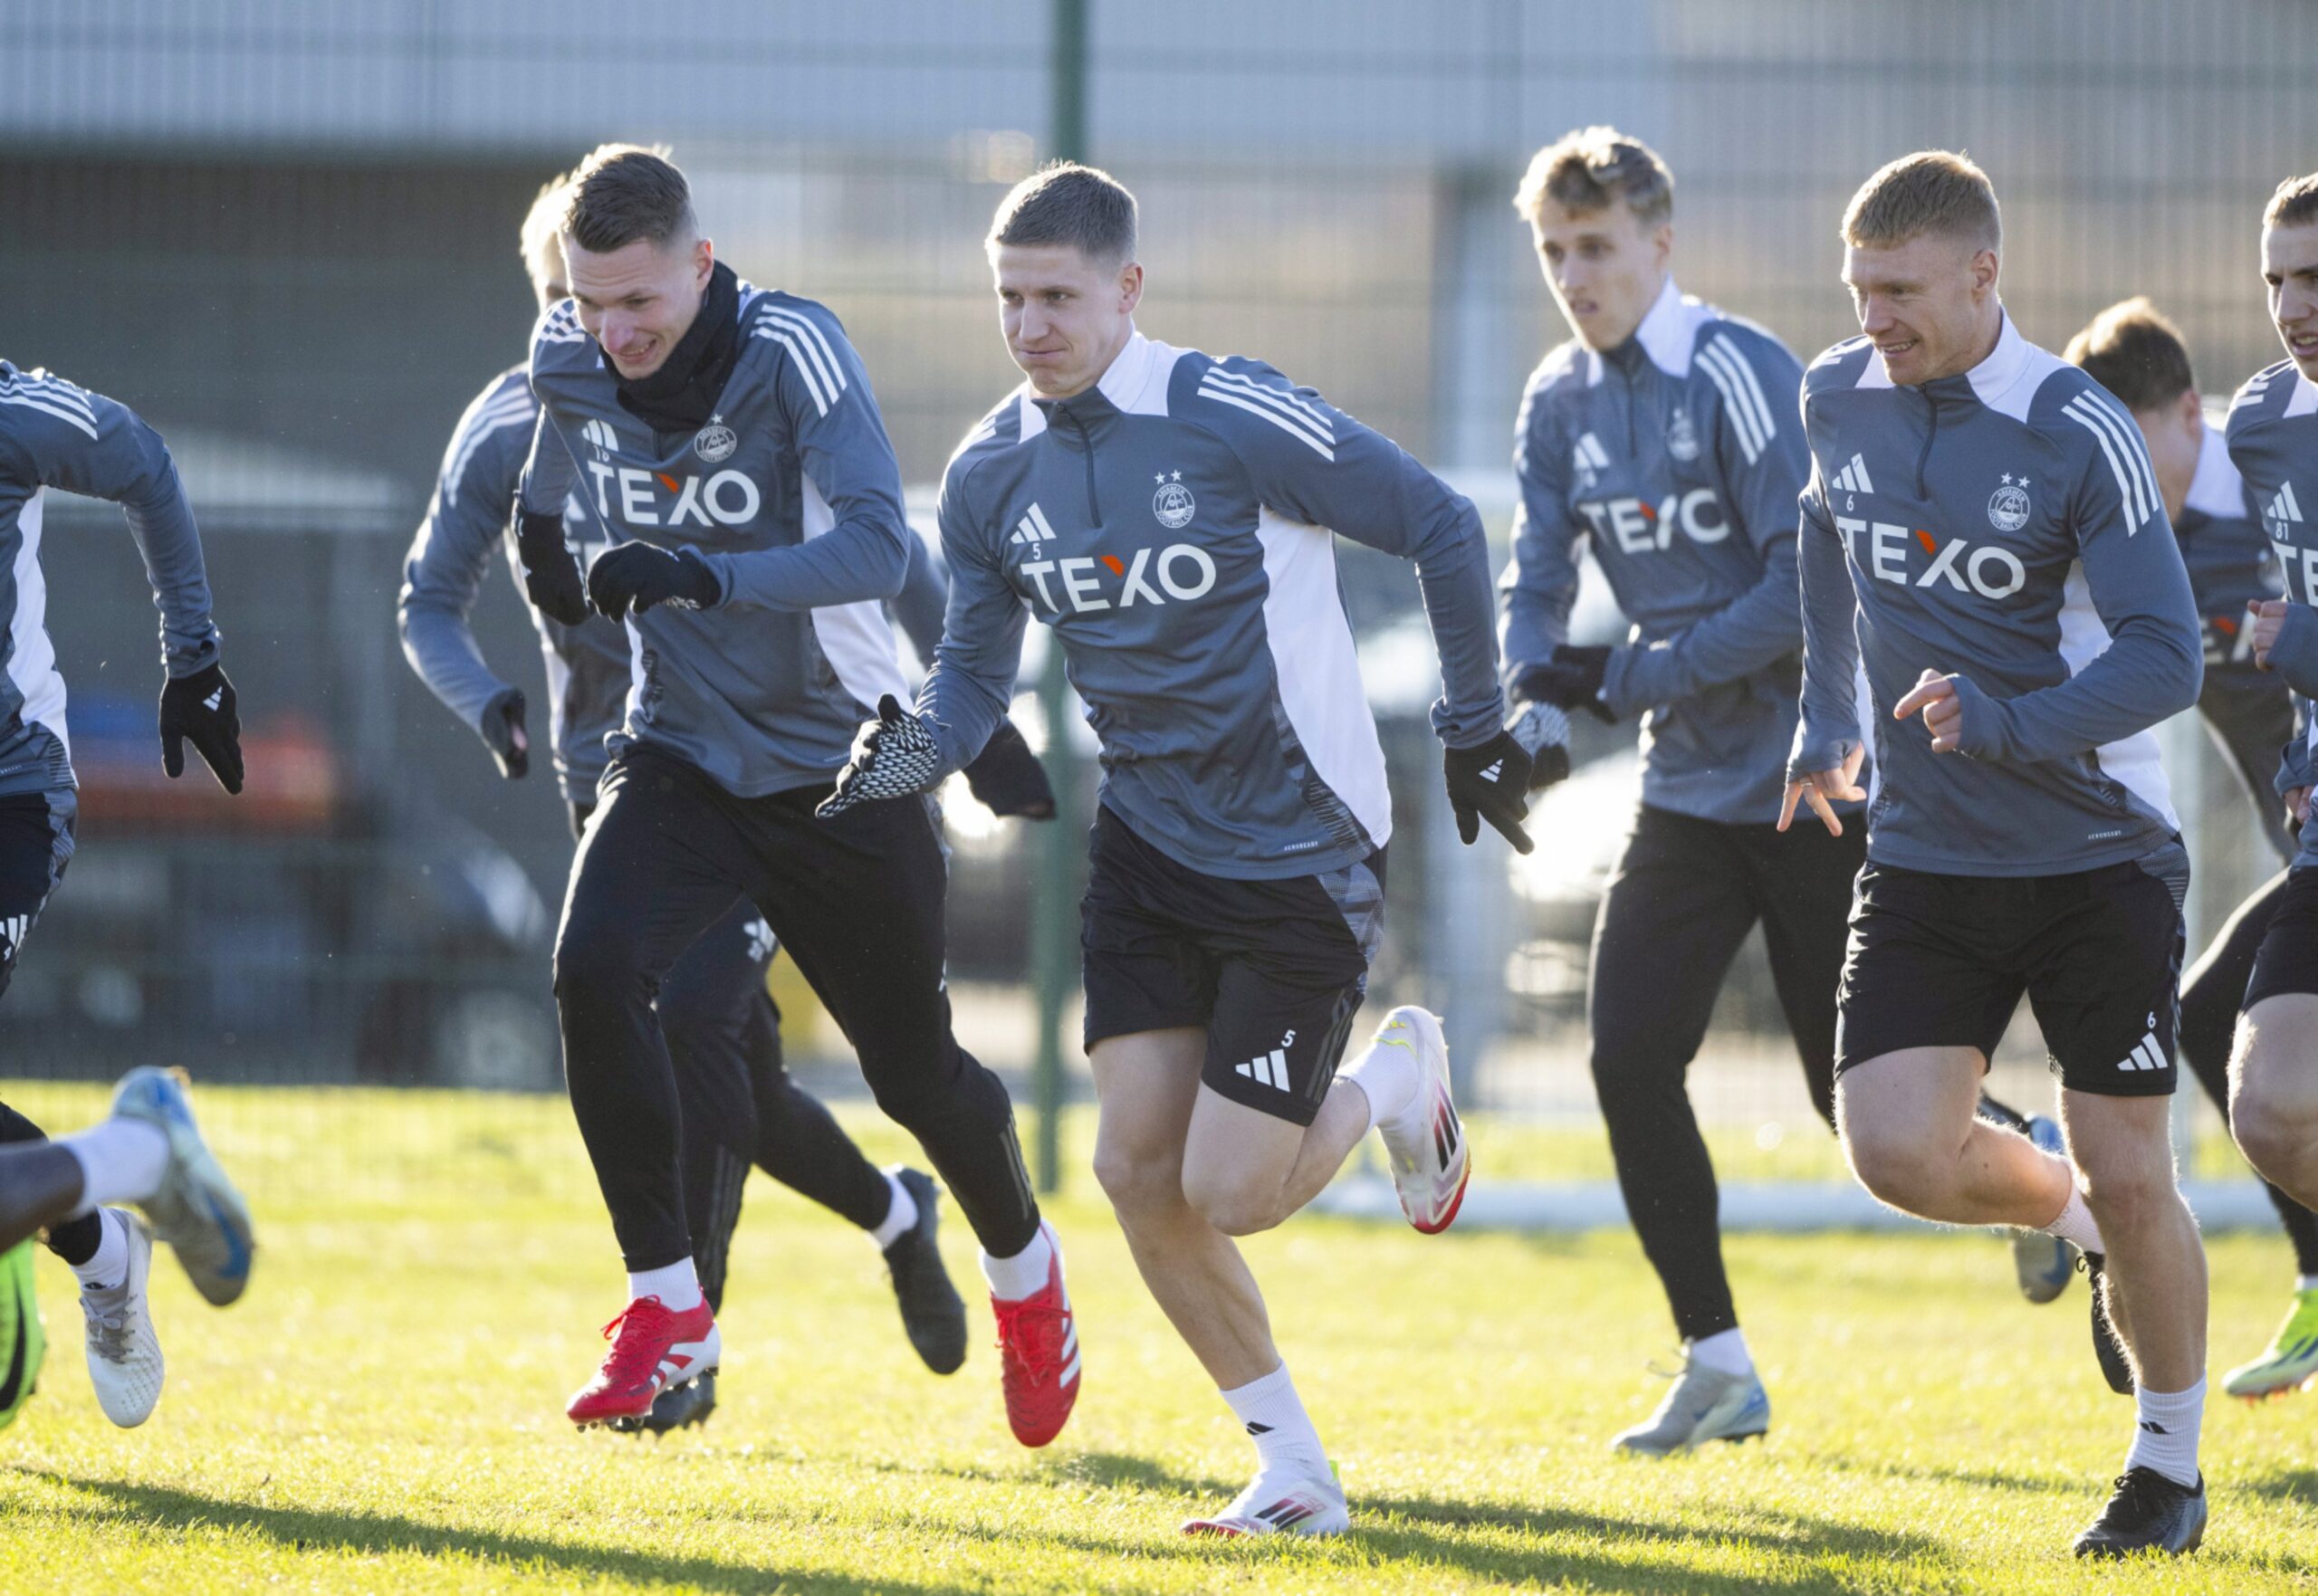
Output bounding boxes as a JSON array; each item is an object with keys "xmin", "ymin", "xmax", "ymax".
[{"xmin": 0, "ymin": 1084, "xmax": 2311, "ymax": 1593}]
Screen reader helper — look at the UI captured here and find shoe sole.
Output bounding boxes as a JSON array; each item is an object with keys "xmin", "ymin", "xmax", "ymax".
[
  {"xmin": 2228, "ymin": 1369, "xmax": 2318, "ymax": 1401},
  {"xmin": 87, "ymin": 1213, "xmax": 163, "ymax": 1429},
  {"xmin": 2011, "ymin": 1230, "xmax": 2074, "ymax": 1305},
  {"xmin": 573, "ymin": 1367, "xmax": 719, "ymax": 1430},
  {"xmin": 1382, "ymin": 1008, "xmax": 1470, "ymax": 1235}
]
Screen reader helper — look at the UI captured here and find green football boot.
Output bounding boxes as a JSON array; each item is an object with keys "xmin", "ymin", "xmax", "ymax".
[
  {"xmin": 2222, "ymin": 1287, "xmax": 2318, "ymax": 1400},
  {"xmin": 0, "ymin": 1238, "xmax": 47, "ymax": 1431}
]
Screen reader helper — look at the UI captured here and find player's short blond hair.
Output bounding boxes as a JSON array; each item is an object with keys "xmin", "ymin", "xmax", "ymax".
[
  {"xmin": 519, "ymin": 172, "xmax": 571, "ymax": 292},
  {"xmin": 1842, "ymin": 150, "xmax": 2001, "ymax": 253},
  {"xmin": 1513, "ymin": 127, "xmax": 1673, "ymax": 229},
  {"xmin": 2265, "ymin": 172, "xmax": 2318, "ymax": 231}
]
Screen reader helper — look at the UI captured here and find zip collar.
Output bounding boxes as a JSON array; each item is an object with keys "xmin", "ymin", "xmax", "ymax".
[
  {"xmin": 1585, "ymin": 277, "xmax": 1690, "ymax": 385},
  {"xmin": 1919, "ymin": 307, "xmax": 2030, "ymax": 411}
]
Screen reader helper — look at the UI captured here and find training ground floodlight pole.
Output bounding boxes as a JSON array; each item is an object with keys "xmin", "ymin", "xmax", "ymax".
[{"xmin": 1030, "ymin": 0, "xmax": 1090, "ymax": 1196}]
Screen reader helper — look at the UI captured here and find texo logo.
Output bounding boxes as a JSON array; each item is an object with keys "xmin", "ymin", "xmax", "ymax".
[
  {"xmin": 1578, "ymin": 489, "xmax": 1729, "ymax": 553},
  {"xmin": 1837, "ymin": 516, "xmax": 2026, "ymax": 600},
  {"xmin": 1019, "ymin": 544, "xmax": 1217, "ymax": 615},
  {"xmin": 583, "ymin": 463, "xmax": 762, "ymax": 529}
]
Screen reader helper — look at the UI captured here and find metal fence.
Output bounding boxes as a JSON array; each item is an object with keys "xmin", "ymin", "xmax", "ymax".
[{"xmin": 3, "ymin": 2, "xmax": 2314, "ymax": 1189}]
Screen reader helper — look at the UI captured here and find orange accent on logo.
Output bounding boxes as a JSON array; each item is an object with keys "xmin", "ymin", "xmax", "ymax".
[
  {"xmin": 1637, "ymin": 501, "xmax": 1657, "ymax": 521},
  {"xmin": 656, "ymin": 473, "xmax": 680, "ymax": 492},
  {"xmin": 1915, "ymin": 529, "xmax": 1937, "ymax": 555},
  {"xmin": 2215, "ymin": 616, "xmax": 2239, "ymax": 636},
  {"xmin": 1099, "ymin": 555, "xmax": 1125, "ymax": 577}
]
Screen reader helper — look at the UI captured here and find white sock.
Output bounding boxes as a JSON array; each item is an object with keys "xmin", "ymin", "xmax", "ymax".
[
  {"xmin": 1340, "ymin": 1035, "xmax": 1420, "ymax": 1133},
  {"xmin": 981, "ymin": 1220, "xmax": 1057, "ymax": 1302},
  {"xmin": 2123, "ymin": 1378, "xmax": 2204, "ymax": 1489},
  {"xmin": 2297, "ymin": 1275, "xmax": 2318, "ymax": 1294},
  {"xmin": 1688, "ymin": 1326, "xmax": 1753, "ymax": 1377},
  {"xmin": 1221, "ymin": 1362, "xmax": 1328, "ymax": 1474},
  {"xmin": 870, "ymin": 1167, "xmax": 918, "ymax": 1250},
  {"xmin": 627, "ymin": 1257, "xmax": 703, "ymax": 1313},
  {"xmin": 59, "ymin": 1120, "xmax": 170, "ymax": 1216},
  {"xmin": 70, "ymin": 1209, "xmax": 130, "ymax": 1295},
  {"xmin": 2039, "ymin": 1185, "xmax": 2105, "ymax": 1256}
]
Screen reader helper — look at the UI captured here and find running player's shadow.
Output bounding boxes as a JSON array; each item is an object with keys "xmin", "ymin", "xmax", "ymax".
[
  {"xmin": 34, "ymin": 1471, "xmax": 956, "ymax": 1596},
  {"xmin": 1054, "ymin": 1450, "xmax": 1958, "ymax": 1589}
]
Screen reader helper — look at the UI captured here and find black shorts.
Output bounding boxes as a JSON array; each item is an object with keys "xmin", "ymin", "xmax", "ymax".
[
  {"xmin": 0, "ymin": 788, "xmax": 74, "ymax": 1000},
  {"xmin": 2244, "ymin": 865, "xmax": 2318, "ymax": 1010},
  {"xmin": 1834, "ymin": 841, "xmax": 2188, "ymax": 1097},
  {"xmin": 1080, "ymin": 805, "xmax": 1384, "ymax": 1127}
]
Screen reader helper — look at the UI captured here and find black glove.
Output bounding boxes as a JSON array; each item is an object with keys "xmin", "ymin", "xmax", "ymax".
[
  {"xmin": 514, "ymin": 508, "xmax": 588, "ymax": 626},
  {"xmin": 1442, "ymin": 730, "xmax": 1535, "ymax": 854},
  {"xmin": 818, "ymin": 694, "xmax": 944, "ymax": 818},
  {"xmin": 962, "ymin": 717, "xmax": 1057, "ymax": 819},
  {"xmin": 587, "ymin": 542, "xmax": 722, "ymax": 624},
  {"xmin": 480, "ymin": 686, "xmax": 529, "ymax": 780},
  {"xmin": 158, "ymin": 662, "xmax": 244, "ymax": 796},
  {"xmin": 1513, "ymin": 645, "xmax": 1617, "ymax": 723},
  {"xmin": 1507, "ymin": 702, "xmax": 1573, "ymax": 792}
]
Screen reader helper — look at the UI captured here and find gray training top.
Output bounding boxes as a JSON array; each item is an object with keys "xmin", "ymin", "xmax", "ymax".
[
  {"xmin": 400, "ymin": 361, "xmax": 950, "ymax": 806},
  {"xmin": 2224, "ymin": 357, "xmax": 2318, "ymax": 867},
  {"xmin": 0, "ymin": 361, "xmax": 223, "ymax": 798},
  {"xmin": 916, "ymin": 328, "xmax": 1505, "ymax": 883},
  {"xmin": 1790, "ymin": 312, "xmax": 2202, "ymax": 876},
  {"xmin": 517, "ymin": 283, "xmax": 915, "ymax": 798},
  {"xmin": 1501, "ymin": 278, "xmax": 1825, "ymax": 826}
]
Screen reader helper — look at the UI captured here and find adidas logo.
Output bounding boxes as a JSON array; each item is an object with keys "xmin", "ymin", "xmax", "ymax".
[
  {"xmin": 1831, "ymin": 453, "xmax": 1876, "ymax": 494},
  {"xmin": 2139, "ymin": 1419, "xmax": 2170, "ymax": 1434},
  {"xmin": 1245, "ymin": 1421, "xmax": 1273, "ymax": 1436},
  {"xmin": 1010, "ymin": 502, "xmax": 1058, "ymax": 547},
  {"xmin": 0, "ymin": 915, "xmax": 25, "ymax": 953},
  {"xmin": 1572, "ymin": 432, "xmax": 1611, "ymax": 484},
  {"xmin": 1234, "ymin": 1049, "xmax": 1289, "ymax": 1092},
  {"xmin": 1480, "ymin": 760, "xmax": 1503, "ymax": 781},
  {"xmin": 2268, "ymin": 481, "xmax": 2304, "ymax": 525},
  {"xmin": 202, "ymin": 690, "xmax": 222, "ymax": 712},
  {"xmin": 2116, "ymin": 1030, "xmax": 2167, "ymax": 1073},
  {"xmin": 581, "ymin": 418, "xmax": 620, "ymax": 454}
]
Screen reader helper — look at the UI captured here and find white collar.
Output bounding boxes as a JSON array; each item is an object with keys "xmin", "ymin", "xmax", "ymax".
[
  {"xmin": 1092, "ymin": 325, "xmax": 1164, "ymax": 412},
  {"xmin": 1633, "ymin": 277, "xmax": 1693, "ymax": 377},
  {"xmin": 2183, "ymin": 420, "xmax": 2246, "ymax": 521},
  {"xmin": 1961, "ymin": 308, "xmax": 2034, "ymax": 408}
]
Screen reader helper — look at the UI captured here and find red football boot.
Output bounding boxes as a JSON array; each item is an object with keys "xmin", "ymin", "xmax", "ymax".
[
  {"xmin": 991, "ymin": 1223, "xmax": 1079, "ymax": 1448},
  {"xmin": 566, "ymin": 1295, "xmax": 720, "ymax": 1429}
]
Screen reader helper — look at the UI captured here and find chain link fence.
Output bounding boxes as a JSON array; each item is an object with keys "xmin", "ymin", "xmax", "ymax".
[{"xmin": 2, "ymin": 2, "xmax": 2313, "ymax": 1201}]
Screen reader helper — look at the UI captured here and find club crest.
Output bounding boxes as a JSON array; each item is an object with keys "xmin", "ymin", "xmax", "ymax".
[
  {"xmin": 694, "ymin": 417, "xmax": 738, "ymax": 464},
  {"xmin": 1665, "ymin": 406, "xmax": 1701, "ymax": 463},
  {"xmin": 1152, "ymin": 470, "xmax": 1196, "ymax": 530},
  {"xmin": 1988, "ymin": 473, "xmax": 2031, "ymax": 533}
]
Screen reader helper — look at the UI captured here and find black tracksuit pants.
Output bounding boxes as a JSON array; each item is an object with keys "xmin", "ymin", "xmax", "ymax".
[
  {"xmin": 555, "ymin": 748, "xmax": 1037, "ymax": 1274},
  {"xmin": 2174, "ymin": 671, "xmax": 2318, "ymax": 1274},
  {"xmin": 657, "ymin": 895, "xmax": 893, "ymax": 1313},
  {"xmin": 1588, "ymin": 804, "xmax": 1861, "ymax": 1343}
]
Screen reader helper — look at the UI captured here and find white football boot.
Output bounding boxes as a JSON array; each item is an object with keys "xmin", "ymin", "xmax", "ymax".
[
  {"xmin": 1183, "ymin": 1459, "xmax": 1349, "ymax": 1537},
  {"xmin": 80, "ymin": 1209, "xmax": 164, "ymax": 1428},
  {"xmin": 1369, "ymin": 1007, "xmax": 1470, "ymax": 1233}
]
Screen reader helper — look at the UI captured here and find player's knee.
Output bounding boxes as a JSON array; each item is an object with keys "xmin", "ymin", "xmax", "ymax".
[
  {"xmin": 2231, "ymin": 1073, "xmax": 2318, "ymax": 1184},
  {"xmin": 1180, "ymin": 1162, "xmax": 1286, "ymax": 1238},
  {"xmin": 1092, "ymin": 1140, "xmax": 1183, "ymax": 1224},
  {"xmin": 2072, "ymin": 1144, "xmax": 2178, "ymax": 1230},
  {"xmin": 1843, "ymin": 1124, "xmax": 1945, "ymax": 1210},
  {"xmin": 551, "ymin": 923, "xmax": 643, "ymax": 1017}
]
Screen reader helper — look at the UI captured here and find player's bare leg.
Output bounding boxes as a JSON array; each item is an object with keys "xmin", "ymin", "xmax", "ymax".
[{"xmin": 2232, "ymin": 997, "xmax": 2318, "ymax": 1210}]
